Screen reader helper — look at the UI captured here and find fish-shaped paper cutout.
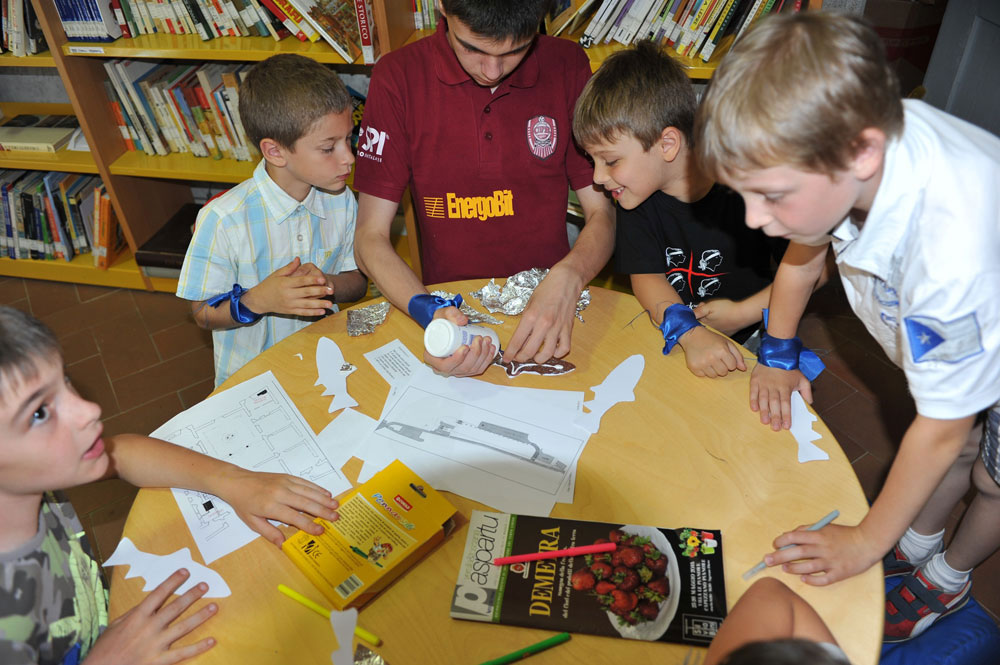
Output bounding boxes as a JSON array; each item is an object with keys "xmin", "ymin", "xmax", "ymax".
[
  {"xmin": 574, "ymin": 354, "xmax": 645, "ymax": 434},
  {"xmin": 330, "ymin": 607, "xmax": 359, "ymax": 665},
  {"xmin": 103, "ymin": 537, "xmax": 231, "ymax": 597},
  {"xmin": 316, "ymin": 336, "xmax": 358, "ymax": 413},
  {"xmin": 790, "ymin": 391, "xmax": 829, "ymax": 463}
]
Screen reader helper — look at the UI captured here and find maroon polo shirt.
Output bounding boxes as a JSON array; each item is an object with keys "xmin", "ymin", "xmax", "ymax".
[{"xmin": 354, "ymin": 23, "xmax": 595, "ymax": 285}]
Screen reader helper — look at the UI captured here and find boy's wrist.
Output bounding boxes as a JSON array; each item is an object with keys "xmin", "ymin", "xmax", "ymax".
[{"xmin": 239, "ymin": 286, "xmax": 266, "ymax": 320}]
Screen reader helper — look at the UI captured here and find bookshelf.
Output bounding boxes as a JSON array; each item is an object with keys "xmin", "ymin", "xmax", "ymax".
[{"xmin": 0, "ymin": 0, "xmax": 416, "ymax": 293}]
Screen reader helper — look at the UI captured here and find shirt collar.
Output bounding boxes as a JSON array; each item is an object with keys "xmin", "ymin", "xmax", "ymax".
[
  {"xmin": 431, "ymin": 20, "xmax": 540, "ymax": 89},
  {"xmin": 832, "ymin": 130, "xmax": 916, "ymax": 279},
  {"xmin": 252, "ymin": 159, "xmax": 324, "ymax": 223}
]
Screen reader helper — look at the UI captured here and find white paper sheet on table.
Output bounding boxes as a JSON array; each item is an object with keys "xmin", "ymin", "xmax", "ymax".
[
  {"xmin": 356, "ymin": 369, "xmax": 588, "ymax": 515},
  {"xmin": 151, "ymin": 371, "xmax": 352, "ymax": 564},
  {"xmin": 790, "ymin": 391, "xmax": 830, "ymax": 463},
  {"xmin": 315, "ymin": 408, "xmax": 379, "ymax": 472}
]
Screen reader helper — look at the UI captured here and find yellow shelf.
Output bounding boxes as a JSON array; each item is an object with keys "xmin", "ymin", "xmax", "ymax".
[
  {"xmin": 110, "ymin": 150, "xmax": 255, "ymax": 183},
  {"xmin": 0, "ymin": 146, "xmax": 98, "ymax": 173},
  {"xmin": 63, "ymin": 33, "xmax": 358, "ymax": 64},
  {"xmin": 0, "ymin": 249, "xmax": 150, "ymax": 289},
  {"xmin": 403, "ymin": 27, "xmax": 721, "ymax": 79},
  {"xmin": 0, "ymin": 51, "xmax": 56, "ymax": 67}
]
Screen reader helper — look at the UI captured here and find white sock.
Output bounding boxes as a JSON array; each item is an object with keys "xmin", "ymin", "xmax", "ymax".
[
  {"xmin": 921, "ymin": 552, "xmax": 971, "ymax": 594},
  {"xmin": 899, "ymin": 527, "xmax": 945, "ymax": 565}
]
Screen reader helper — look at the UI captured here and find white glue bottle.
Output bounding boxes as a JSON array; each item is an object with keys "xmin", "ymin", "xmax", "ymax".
[{"xmin": 424, "ymin": 319, "xmax": 501, "ymax": 358}]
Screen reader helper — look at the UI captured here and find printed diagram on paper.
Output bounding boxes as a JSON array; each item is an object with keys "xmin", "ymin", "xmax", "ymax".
[
  {"xmin": 152, "ymin": 371, "xmax": 350, "ymax": 563},
  {"xmin": 373, "ymin": 385, "xmax": 583, "ymax": 497}
]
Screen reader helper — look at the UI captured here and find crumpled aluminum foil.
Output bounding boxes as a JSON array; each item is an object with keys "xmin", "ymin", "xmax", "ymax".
[
  {"xmin": 470, "ymin": 268, "xmax": 591, "ymax": 322},
  {"xmin": 354, "ymin": 645, "xmax": 390, "ymax": 665},
  {"xmin": 346, "ymin": 301, "xmax": 391, "ymax": 336},
  {"xmin": 429, "ymin": 290, "xmax": 504, "ymax": 325}
]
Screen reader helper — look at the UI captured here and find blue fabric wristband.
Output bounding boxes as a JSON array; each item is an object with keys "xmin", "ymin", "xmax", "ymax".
[
  {"xmin": 660, "ymin": 303, "xmax": 702, "ymax": 354},
  {"xmin": 758, "ymin": 308, "xmax": 825, "ymax": 381},
  {"xmin": 206, "ymin": 283, "xmax": 261, "ymax": 325},
  {"xmin": 408, "ymin": 293, "xmax": 464, "ymax": 329}
]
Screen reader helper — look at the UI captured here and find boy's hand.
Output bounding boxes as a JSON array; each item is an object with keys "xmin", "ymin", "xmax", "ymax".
[
  {"xmin": 424, "ymin": 307, "xmax": 497, "ymax": 377},
  {"xmin": 765, "ymin": 523, "xmax": 880, "ymax": 586},
  {"xmin": 693, "ymin": 299, "xmax": 753, "ymax": 337},
  {"xmin": 292, "ymin": 260, "xmax": 334, "ymax": 295},
  {"xmin": 218, "ymin": 469, "xmax": 342, "ymax": 547},
  {"xmin": 86, "ymin": 569, "xmax": 217, "ymax": 665},
  {"xmin": 678, "ymin": 326, "xmax": 747, "ymax": 378},
  {"xmin": 504, "ymin": 264, "xmax": 579, "ymax": 363},
  {"xmin": 241, "ymin": 257, "xmax": 334, "ymax": 318},
  {"xmin": 750, "ymin": 364, "xmax": 813, "ymax": 431}
]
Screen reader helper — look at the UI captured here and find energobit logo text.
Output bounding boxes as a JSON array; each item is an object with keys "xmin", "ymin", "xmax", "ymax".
[{"xmin": 428, "ymin": 190, "xmax": 514, "ymax": 221}]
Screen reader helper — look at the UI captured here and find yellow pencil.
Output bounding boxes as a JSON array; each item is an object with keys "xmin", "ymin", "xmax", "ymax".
[{"xmin": 277, "ymin": 584, "xmax": 381, "ymax": 646}]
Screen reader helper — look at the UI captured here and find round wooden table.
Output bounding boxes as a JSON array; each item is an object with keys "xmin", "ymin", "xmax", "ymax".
[{"xmin": 109, "ymin": 280, "xmax": 881, "ymax": 664}]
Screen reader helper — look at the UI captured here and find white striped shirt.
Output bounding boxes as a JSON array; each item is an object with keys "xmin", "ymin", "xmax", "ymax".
[{"xmin": 177, "ymin": 159, "xmax": 358, "ymax": 386}]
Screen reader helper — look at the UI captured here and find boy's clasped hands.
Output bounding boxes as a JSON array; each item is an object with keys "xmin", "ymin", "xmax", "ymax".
[{"xmin": 241, "ymin": 256, "xmax": 337, "ymax": 318}]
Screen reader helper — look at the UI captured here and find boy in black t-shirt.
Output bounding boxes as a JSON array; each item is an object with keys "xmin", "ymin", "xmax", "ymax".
[{"xmin": 573, "ymin": 40, "xmax": 791, "ymax": 378}]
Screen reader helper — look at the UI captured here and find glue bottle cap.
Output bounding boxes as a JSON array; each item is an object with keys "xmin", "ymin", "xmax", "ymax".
[{"xmin": 424, "ymin": 319, "xmax": 460, "ymax": 358}]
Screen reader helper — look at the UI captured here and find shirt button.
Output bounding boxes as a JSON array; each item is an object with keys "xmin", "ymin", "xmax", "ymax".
[
  {"xmin": 484, "ymin": 105, "xmax": 491, "ymax": 113},
  {"xmin": 297, "ymin": 234, "xmax": 303, "ymax": 241},
  {"xmin": 485, "ymin": 132, "xmax": 493, "ymax": 140}
]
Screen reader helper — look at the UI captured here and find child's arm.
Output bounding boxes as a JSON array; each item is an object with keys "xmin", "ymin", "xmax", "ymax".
[
  {"xmin": 631, "ymin": 273, "xmax": 746, "ymax": 378},
  {"xmin": 767, "ymin": 413, "xmax": 976, "ymax": 585},
  {"xmin": 291, "ymin": 261, "xmax": 367, "ymax": 304},
  {"xmin": 354, "ymin": 192, "xmax": 496, "ymax": 377},
  {"xmin": 693, "ymin": 286, "xmax": 772, "ymax": 337},
  {"xmin": 191, "ymin": 256, "xmax": 335, "ymax": 330},
  {"xmin": 751, "ymin": 242, "xmax": 829, "ymax": 430},
  {"xmin": 704, "ymin": 578, "xmax": 838, "ymax": 665},
  {"xmin": 84, "ymin": 568, "xmax": 216, "ymax": 664},
  {"xmin": 105, "ymin": 433, "xmax": 340, "ymax": 546}
]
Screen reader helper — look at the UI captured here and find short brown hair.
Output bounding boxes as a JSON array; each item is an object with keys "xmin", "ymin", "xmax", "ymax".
[
  {"xmin": 574, "ymin": 40, "xmax": 696, "ymax": 151},
  {"xmin": 0, "ymin": 306, "xmax": 60, "ymax": 403},
  {"xmin": 696, "ymin": 12, "xmax": 903, "ymax": 179},
  {"xmin": 239, "ymin": 54, "xmax": 352, "ymax": 150}
]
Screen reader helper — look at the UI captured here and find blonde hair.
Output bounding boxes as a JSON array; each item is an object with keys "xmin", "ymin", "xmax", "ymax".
[
  {"xmin": 574, "ymin": 40, "xmax": 696, "ymax": 151},
  {"xmin": 696, "ymin": 12, "xmax": 903, "ymax": 179}
]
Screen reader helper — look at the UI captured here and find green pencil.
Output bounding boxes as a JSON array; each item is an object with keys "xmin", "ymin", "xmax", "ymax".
[{"xmin": 477, "ymin": 632, "xmax": 571, "ymax": 665}]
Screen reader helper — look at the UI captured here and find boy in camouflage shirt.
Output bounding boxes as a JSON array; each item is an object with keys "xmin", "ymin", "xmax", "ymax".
[{"xmin": 0, "ymin": 306, "xmax": 341, "ymax": 664}]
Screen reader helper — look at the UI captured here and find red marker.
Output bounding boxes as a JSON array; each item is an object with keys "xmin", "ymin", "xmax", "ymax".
[{"xmin": 493, "ymin": 542, "xmax": 617, "ymax": 566}]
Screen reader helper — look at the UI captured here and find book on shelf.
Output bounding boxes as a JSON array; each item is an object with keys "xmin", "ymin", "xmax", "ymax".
[
  {"xmin": 352, "ymin": 0, "xmax": 380, "ymax": 64},
  {"xmin": 287, "ymin": 0, "xmax": 362, "ymax": 62},
  {"xmin": 282, "ymin": 460, "xmax": 457, "ymax": 611},
  {"xmin": 0, "ymin": 170, "xmax": 102, "ymax": 262},
  {"xmin": 135, "ymin": 201, "xmax": 197, "ymax": 271},
  {"xmin": 0, "ymin": 114, "xmax": 79, "ymax": 153},
  {"xmin": 451, "ymin": 511, "xmax": 727, "ymax": 645},
  {"xmin": 52, "ymin": 0, "xmax": 123, "ymax": 41},
  {"xmin": 4, "ymin": 0, "xmax": 48, "ymax": 56},
  {"xmin": 92, "ymin": 183, "xmax": 125, "ymax": 269},
  {"xmin": 272, "ymin": 0, "xmax": 320, "ymax": 41}
]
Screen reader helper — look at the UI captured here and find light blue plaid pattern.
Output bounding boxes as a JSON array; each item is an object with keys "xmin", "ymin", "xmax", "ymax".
[{"xmin": 177, "ymin": 160, "xmax": 357, "ymax": 386}]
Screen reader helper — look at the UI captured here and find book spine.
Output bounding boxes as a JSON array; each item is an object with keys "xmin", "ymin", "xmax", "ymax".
[
  {"xmin": 110, "ymin": 0, "xmax": 132, "ymax": 37},
  {"xmin": 0, "ymin": 181, "xmax": 14, "ymax": 259},
  {"xmin": 245, "ymin": 0, "xmax": 278, "ymax": 39},
  {"xmin": 698, "ymin": 0, "xmax": 734, "ymax": 60},
  {"xmin": 733, "ymin": 0, "xmax": 765, "ymax": 42},
  {"xmin": 272, "ymin": 0, "xmax": 315, "ymax": 41},
  {"xmin": 353, "ymin": 0, "xmax": 375, "ymax": 65},
  {"xmin": 41, "ymin": 184, "xmax": 68, "ymax": 260},
  {"xmin": 257, "ymin": 0, "xmax": 302, "ymax": 40}
]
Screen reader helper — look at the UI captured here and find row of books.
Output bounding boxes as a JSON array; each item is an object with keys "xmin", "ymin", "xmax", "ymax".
[
  {"xmin": 1, "ymin": 0, "xmax": 46, "ymax": 56},
  {"xmin": 410, "ymin": 0, "xmax": 436, "ymax": 31},
  {"xmin": 0, "ymin": 114, "xmax": 80, "ymax": 153},
  {"xmin": 103, "ymin": 60, "xmax": 255, "ymax": 160},
  {"xmin": 572, "ymin": 0, "xmax": 808, "ymax": 62},
  {"xmin": 0, "ymin": 170, "xmax": 124, "ymax": 269},
  {"xmin": 52, "ymin": 0, "xmax": 380, "ymax": 63}
]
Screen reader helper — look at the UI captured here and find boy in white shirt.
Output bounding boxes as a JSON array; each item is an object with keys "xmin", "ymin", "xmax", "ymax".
[
  {"xmin": 696, "ymin": 12, "xmax": 1000, "ymax": 641},
  {"xmin": 178, "ymin": 54, "xmax": 367, "ymax": 386}
]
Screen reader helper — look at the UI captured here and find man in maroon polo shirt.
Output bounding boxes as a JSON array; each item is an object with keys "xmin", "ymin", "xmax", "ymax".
[{"xmin": 353, "ymin": 0, "xmax": 615, "ymax": 377}]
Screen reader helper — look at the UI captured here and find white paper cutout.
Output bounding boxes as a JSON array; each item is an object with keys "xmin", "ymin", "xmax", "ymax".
[
  {"xmin": 790, "ymin": 391, "xmax": 829, "ymax": 463},
  {"xmin": 151, "ymin": 371, "xmax": 351, "ymax": 564},
  {"xmin": 574, "ymin": 354, "xmax": 645, "ymax": 433},
  {"xmin": 103, "ymin": 537, "xmax": 231, "ymax": 597},
  {"xmin": 294, "ymin": 353, "xmax": 303, "ymax": 360},
  {"xmin": 329, "ymin": 608, "xmax": 358, "ymax": 665},
  {"xmin": 315, "ymin": 336, "xmax": 358, "ymax": 413}
]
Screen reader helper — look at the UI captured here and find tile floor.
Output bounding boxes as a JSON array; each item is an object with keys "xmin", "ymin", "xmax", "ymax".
[{"xmin": 2, "ymin": 268, "xmax": 997, "ymax": 628}]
